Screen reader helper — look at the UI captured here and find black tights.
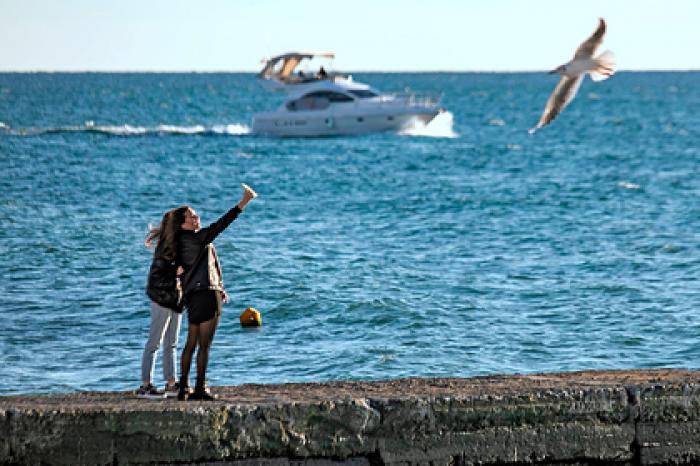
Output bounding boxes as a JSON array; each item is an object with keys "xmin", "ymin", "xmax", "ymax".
[{"xmin": 180, "ymin": 312, "xmax": 221, "ymax": 388}]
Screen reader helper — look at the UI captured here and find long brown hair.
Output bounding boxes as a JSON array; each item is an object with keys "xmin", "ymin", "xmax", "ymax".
[{"xmin": 145, "ymin": 205, "xmax": 189, "ymax": 260}]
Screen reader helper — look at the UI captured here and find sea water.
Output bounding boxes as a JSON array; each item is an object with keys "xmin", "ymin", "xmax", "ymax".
[{"xmin": 0, "ymin": 72, "xmax": 698, "ymax": 395}]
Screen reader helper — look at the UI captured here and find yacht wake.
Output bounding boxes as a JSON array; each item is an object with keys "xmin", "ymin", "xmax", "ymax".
[
  {"xmin": 399, "ymin": 111, "xmax": 458, "ymax": 138},
  {"xmin": 0, "ymin": 121, "xmax": 252, "ymax": 137}
]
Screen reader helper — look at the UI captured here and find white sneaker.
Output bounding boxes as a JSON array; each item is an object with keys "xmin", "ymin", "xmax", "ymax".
[
  {"xmin": 164, "ymin": 382, "xmax": 186, "ymax": 398},
  {"xmin": 136, "ymin": 384, "xmax": 166, "ymax": 399}
]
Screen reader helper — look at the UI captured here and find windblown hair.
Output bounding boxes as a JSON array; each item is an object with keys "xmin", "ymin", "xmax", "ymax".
[{"xmin": 145, "ymin": 206, "xmax": 189, "ymax": 260}]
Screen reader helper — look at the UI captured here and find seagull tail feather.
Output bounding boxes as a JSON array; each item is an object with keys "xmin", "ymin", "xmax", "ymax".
[{"xmin": 591, "ymin": 50, "xmax": 616, "ymax": 82}]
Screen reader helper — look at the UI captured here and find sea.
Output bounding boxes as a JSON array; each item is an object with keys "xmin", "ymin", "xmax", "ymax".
[{"xmin": 0, "ymin": 72, "xmax": 698, "ymax": 396}]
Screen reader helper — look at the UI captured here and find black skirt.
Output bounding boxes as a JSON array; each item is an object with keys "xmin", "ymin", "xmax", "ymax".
[{"xmin": 186, "ymin": 290, "xmax": 222, "ymax": 324}]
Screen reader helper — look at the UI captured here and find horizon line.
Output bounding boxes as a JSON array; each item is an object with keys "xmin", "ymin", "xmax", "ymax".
[{"xmin": 1, "ymin": 68, "xmax": 699, "ymax": 74}]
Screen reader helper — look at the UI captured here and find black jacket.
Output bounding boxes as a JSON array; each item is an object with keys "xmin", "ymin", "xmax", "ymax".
[
  {"xmin": 178, "ymin": 206, "xmax": 242, "ymax": 297},
  {"xmin": 146, "ymin": 242, "xmax": 183, "ymax": 312}
]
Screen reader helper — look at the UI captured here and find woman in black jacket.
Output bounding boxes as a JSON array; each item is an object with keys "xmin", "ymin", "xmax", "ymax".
[
  {"xmin": 138, "ymin": 209, "xmax": 186, "ymax": 399},
  {"xmin": 176, "ymin": 184, "xmax": 257, "ymax": 400}
]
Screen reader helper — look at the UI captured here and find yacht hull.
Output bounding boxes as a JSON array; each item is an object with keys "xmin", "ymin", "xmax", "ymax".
[{"xmin": 252, "ymin": 108, "xmax": 441, "ymax": 137}]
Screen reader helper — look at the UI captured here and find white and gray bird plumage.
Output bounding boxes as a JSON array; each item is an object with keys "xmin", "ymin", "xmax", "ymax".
[{"xmin": 529, "ymin": 18, "xmax": 616, "ymax": 133}]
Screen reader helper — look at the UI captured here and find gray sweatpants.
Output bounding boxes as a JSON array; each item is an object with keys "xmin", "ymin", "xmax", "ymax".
[{"xmin": 140, "ymin": 301, "xmax": 182, "ymax": 384}]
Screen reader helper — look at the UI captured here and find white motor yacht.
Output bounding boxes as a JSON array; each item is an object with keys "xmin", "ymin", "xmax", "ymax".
[{"xmin": 252, "ymin": 52, "xmax": 444, "ymax": 137}]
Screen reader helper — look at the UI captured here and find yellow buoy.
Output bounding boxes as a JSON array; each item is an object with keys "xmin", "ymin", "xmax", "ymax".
[{"xmin": 239, "ymin": 307, "xmax": 262, "ymax": 327}]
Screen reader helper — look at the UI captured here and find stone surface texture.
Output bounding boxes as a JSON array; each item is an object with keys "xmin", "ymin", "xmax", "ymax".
[{"xmin": 2, "ymin": 369, "xmax": 700, "ymax": 465}]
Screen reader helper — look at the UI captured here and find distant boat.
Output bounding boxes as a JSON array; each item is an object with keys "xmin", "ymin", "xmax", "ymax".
[{"xmin": 252, "ymin": 52, "xmax": 444, "ymax": 137}]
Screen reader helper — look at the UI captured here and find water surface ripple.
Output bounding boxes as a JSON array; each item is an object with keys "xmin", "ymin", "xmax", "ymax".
[{"xmin": 0, "ymin": 72, "xmax": 698, "ymax": 395}]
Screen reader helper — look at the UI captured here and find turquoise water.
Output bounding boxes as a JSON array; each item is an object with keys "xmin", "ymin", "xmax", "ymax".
[{"xmin": 0, "ymin": 72, "xmax": 698, "ymax": 396}]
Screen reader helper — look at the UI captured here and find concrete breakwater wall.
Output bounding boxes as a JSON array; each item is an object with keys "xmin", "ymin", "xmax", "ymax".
[{"xmin": 2, "ymin": 369, "xmax": 700, "ymax": 465}]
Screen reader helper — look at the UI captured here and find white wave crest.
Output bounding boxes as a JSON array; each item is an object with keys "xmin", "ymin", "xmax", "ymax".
[
  {"xmin": 400, "ymin": 111, "xmax": 458, "ymax": 138},
  {"xmin": 92, "ymin": 124, "xmax": 148, "ymax": 135},
  {"xmin": 618, "ymin": 181, "xmax": 641, "ymax": 190},
  {"xmin": 157, "ymin": 124, "xmax": 209, "ymax": 134},
  {"xmin": 212, "ymin": 124, "xmax": 251, "ymax": 135},
  {"xmin": 7, "ymin": 122, "xmax": 251, "ymax": 137}
]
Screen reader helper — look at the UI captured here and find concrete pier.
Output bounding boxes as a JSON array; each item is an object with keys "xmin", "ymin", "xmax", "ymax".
[{"xmin": 2, "ymin": 369, "xmax": 700, "ymax": 465}]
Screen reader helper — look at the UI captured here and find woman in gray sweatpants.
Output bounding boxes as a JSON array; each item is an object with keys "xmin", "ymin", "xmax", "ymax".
[
  {"xmin": 137, "ymin": 208, "xmax": 187, "ymax": 399},
  {"xmin": 139, "ymin": 301, "xmax": 181, "ymax": 397}
]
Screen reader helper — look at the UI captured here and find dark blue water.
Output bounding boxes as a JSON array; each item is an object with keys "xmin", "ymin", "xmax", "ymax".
[{"xmin": 1, "ymin": 72, "xmax": 698, "ymax": 396}]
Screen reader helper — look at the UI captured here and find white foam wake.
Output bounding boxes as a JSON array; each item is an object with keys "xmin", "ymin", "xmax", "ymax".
[
  {"xmin": 86, "ymin": 122, "xmax": 252, "ymax": 136},
  {"xmin": 399, "ymin": 111, "xmax": 458, "ymax": 138},
  {"xmin": 211, "ymin": 124, "xmax": 252, "ymax": 135},
  {"xmin": 4, "ymin": 121, "xmax": 252, "ymax": 137}
]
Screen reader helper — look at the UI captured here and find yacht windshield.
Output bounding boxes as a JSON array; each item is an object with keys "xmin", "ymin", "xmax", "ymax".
[
  {"xmin": 287, "ymin": 91, "xmax": 354, "ymax": 111},
  {"xmin": 306, "ymin": 91, "xmax": 354, "ymax": 102},
  {"xmin": 348, "ymin": 89, "xmax": 379, "ymax": 99}
]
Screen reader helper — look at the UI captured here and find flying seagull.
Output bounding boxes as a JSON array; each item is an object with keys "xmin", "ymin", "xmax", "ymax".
[{"xmin": 529, "ymin": 18, "xmax": 616, "ymax": 133}]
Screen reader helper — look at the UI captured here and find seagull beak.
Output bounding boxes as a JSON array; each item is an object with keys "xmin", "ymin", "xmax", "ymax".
[{"xmin": 548, "ymin": 68, "xmax": 558, "ymax": 75}]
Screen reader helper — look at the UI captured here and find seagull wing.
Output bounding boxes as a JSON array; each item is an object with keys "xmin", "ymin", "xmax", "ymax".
[
  {"xmin": 530, "ymin": 75, "xmax": 584, "ymax": 132},
  {"xmin": 574, "ymin": 18, "xmax": 606, "ymax": 59}
]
